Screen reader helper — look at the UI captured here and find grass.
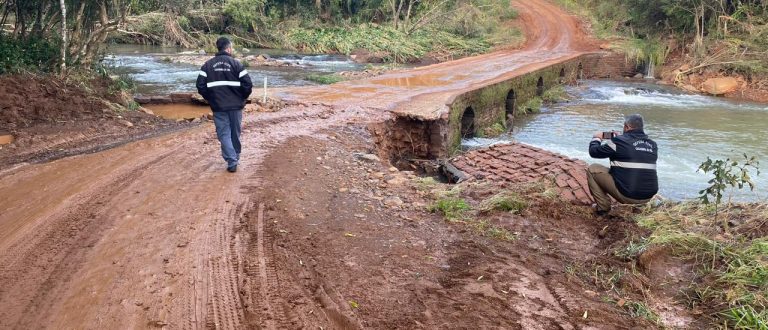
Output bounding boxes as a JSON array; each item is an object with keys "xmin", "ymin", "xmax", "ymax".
[
  {"xmin": 519, "ymin": 97, "xmax": 543, "ymax": 114},
  {"xmin": 426, "ymin": 183, "xmax": 531, "ymax": 241},
  {"xmin": 625, "ymin": 300, "xmax": 661, "ymax": 324},
  {"xmin": 306, "ymin": 73, "xmax": 345, "ymax": 84},
  {"xmin": 479, "ymin": 191, "xmax": 527, "ymax": 214},
  {"xmin": 541, "ymin": 85, "xmax": 569, "ymax": 103},
  {"xmin": 626, "ymin": 202, "xmax": 768, "ymax": 328},
  {"xmin": 429, "ymin": 197, "xmax": 471, "ymax": 222},
  {"xmin": 724, "ymin": 305, "xmax": 768, "ymax": 330},
  {"xmin": 414, "ymin": 177, "xmax": 439, "ymax": 191},
  {"xmin": 482, "ymin": 122, "xmax": 506, "ymax": 137}
]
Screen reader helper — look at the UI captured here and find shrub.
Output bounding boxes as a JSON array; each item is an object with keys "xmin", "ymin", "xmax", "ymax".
[
  {"xmin": 0, "ymin": 34, "xmax": 59, "ymax": 74},
  {"xmin": 306, "ymin": 73, "xmax": 345, "ymax": 84},
  {"xmin": 520, "ymin": 97, "xmax": 543, "ymax": 114}
]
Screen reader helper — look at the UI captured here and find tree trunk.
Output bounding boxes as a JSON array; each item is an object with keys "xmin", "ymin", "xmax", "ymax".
[{"xmin": 59, "ymin": 0, "xmax": 67, "ymax": 71}]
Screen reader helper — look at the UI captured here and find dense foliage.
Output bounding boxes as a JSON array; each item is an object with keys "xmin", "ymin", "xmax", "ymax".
[
  {"xmin": 1, "ymin": 0, "xmax": 130, "ymax": 72},
  {"xmin": 558, "ymin": 0, "xmax": 768, "ymax": 77},
  {"xmin": 115, "ymin": 0, "xmax": 521, "ymax": 63},
  {"xmin": 0, "ymin": 35, "xmax": 59, "ymax": 74}
]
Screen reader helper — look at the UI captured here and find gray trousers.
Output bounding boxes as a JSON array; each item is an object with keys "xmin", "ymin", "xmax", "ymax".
[
  {"xmin": 213, "ymin": 110, "xmax": 242, "ymax": 167},
  {"xmin": 586, "ymin": 164, "xmax": 651, "ymax": 212}
]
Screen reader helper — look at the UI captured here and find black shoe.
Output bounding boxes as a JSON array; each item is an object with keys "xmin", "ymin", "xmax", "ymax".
[{"xmin": 227, "ymin": 165, "xmax": 237, "ymax": 173}]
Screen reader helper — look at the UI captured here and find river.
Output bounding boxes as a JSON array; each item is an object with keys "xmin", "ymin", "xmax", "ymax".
[
  {"xmin": 465, "ymin": 80, "xmax": 768, "ymax": 201},
  {"xmin": 103, "ymin": 44, "xmax": 367, "ymax": 95}
]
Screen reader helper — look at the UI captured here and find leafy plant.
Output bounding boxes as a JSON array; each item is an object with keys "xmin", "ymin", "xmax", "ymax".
[{"xmin": 697, "ymin": 154, "xmax": 760, "ymax": 214}]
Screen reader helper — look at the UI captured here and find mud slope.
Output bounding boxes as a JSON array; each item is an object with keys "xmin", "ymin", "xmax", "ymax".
[{"xmin": 0, "ymin": 0, "xmax": 606, "ymax": 328}]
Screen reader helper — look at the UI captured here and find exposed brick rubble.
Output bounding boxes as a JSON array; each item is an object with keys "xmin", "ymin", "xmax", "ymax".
[{"xmin": 451, "ymin": 143, "xmax": 594, "ymax": 205}]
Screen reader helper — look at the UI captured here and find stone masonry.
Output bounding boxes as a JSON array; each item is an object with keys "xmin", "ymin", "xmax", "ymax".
[{"xmin": 450, "ymin": 143, "xmax": 594, "ymax": 205}]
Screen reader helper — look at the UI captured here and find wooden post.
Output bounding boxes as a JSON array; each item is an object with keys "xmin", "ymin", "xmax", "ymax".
[{"xmin": 263, "ymin": 77, "xmax": 267, "ymax": 103}]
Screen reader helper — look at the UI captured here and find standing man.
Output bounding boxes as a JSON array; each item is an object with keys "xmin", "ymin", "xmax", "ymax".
[
  {"xmin": 197, "ymin": 37, "xmax": 253, "ymax": 172},
  {"xmin": 587, "ymin": 114, "xmax": 658, "ymax": 216}
]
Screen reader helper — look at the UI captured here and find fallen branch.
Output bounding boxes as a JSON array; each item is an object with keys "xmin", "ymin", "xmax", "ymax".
[{"xmin": 674, "ymin": 60, "xmax": 747, "ymax": 84}]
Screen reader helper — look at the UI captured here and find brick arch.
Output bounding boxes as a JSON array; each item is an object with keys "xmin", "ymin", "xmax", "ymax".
[
  {"xmin": 577, "ymin": 62, "xmax": 583, "ymax": 79},
  {"xmin": 460, "ymin": 107, "xmax": 476, "ymax": 138},
  {"xmin": 559, "ymin": 68, "xmax": 566, "ymax": 84},
  {"xmin": 505, "ymin": 89, "xmax": 516, "ymax": 124},
  {"xmin": 536, "ymin": 77, "xmax": 544, "ymax": 96}
]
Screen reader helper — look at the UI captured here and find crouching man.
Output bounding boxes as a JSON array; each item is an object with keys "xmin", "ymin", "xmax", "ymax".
[{"xmin": 587, "ymin": 114, "xmax": 658, "ymax": 216}]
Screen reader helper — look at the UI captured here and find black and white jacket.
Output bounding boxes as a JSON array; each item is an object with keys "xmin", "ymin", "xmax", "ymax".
[
  {"xmin": 589, "ymin": 129, "xmax": 659, "ymax": 199},
  {"xmin": 196, "ymin": 52, "xmax": 253, "ymax": 112}
]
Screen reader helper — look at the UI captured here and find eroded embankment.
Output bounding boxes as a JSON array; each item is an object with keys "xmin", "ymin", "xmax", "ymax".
[{"xmin": 232, "ymin": 131, "xmax": 660, "ymax": 329}]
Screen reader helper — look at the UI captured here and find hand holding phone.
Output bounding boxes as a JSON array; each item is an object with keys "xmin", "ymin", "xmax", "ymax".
[{"xmin": 602, "ymin": 131, "xmax": 615, "ymax": 139}]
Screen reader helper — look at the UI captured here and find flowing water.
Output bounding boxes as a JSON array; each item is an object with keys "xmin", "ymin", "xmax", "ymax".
[
  {"xmin": 464, "ymin": 80, "xmax": 768, "ymax": 201},
  {"xmin": 103, "ymin": 44, "xmax": 366, "ymax": 95}
]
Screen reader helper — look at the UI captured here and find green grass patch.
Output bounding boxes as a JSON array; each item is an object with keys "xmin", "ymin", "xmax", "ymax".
[
  {"xmin": 541, "ymin": 85, "xmax": 569, "ymax": 103},
  {"xmin": 629, "ymin": 202, "xmax": 768, "ymax": 328},
  {"xmin": 482, "ymin": 122, "xmax": 506, "ymax": 137},
  {"xmin": 625, "ymin": 300, "xmax": 661, "ymax": 324},
  {"xmin": 479, "ymin": 191, "xmax": 527, "ymax": 214},
  {"xmin": 519, "ymin": 97, "xmax": 543, "ymax": 114},
  {"xmin": 306, "ymin": 73, "xmax": 345, "ymax": 85},
  {"xmin": 723, "ymin": 305, "xmax": 768, "ymax": 330},
  {"xmin": 429, "ymin": 197, "xmax": 471, "ymax": 221}
]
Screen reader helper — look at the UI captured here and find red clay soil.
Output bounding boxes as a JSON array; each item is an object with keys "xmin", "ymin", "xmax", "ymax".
[
  {"xmin": 0, "ymin": 74, "xmax": 192, "ymax": 168},
  {"xmin": 0, "ymin": 0, "xmax": 686, "ymax": 329}
]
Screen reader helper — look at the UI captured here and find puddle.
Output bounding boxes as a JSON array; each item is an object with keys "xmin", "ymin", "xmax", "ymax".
[
  {"xmin": 0, "ymin": 134, "xmax": 14, "ymax": 145},
  {"xmin": 144, "ymin": 104, "xmax": 211, "ymax": 120},
  {"xmin": 369, "ymin": 73, "xmax": 457, "ymax": 87}
]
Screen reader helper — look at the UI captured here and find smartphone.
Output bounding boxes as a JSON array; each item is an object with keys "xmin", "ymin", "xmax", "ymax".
[{"xmin": 602, "ymin": 131, "xmax": 614, "ymax": 139}]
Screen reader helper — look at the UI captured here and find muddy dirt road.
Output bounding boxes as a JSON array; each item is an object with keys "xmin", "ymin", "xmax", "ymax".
[
  {"xmin": 0, "ymin": 1, "xmax": 652, "ymax": 329},
  {"xmin": 277, "ymin": 0, "xmax": 594, "ymax": 118}
]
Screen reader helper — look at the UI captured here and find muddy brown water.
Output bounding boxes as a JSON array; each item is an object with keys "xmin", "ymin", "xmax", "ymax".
[
  {"xmin": 144, "ymin": 104, "xmax": 211, "ymax": 120},
  {"xmin": 0, "ymin": 134, "xmax": 13, "ymax": 145}
]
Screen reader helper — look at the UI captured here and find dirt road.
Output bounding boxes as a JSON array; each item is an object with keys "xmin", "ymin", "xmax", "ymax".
[
  {"xmin": 277, "ymin": 0, "xmax": 594, "ymax": 117},
  {"xmin": 0, "ymin": 1, "xmax": 653, "ymax": 329}
]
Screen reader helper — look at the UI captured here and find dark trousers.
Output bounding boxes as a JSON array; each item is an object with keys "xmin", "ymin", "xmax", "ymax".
[{"xmin": 213, "ymin": 110, "xmax": 242, "ymax": 167}]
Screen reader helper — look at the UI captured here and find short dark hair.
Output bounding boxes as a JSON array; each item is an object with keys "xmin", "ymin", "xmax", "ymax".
[
  {"xmin": 216, "ymin": 37, "xmax": 232, "ymax": 52},
  {"xmin": 625, "ymin": 114, "xmax": 644, "ymax": 130}
]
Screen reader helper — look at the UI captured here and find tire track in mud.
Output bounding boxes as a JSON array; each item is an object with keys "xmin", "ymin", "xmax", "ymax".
[
  {"xmin": 238, "ymin": 202, "xmax": 295, "ymax": 329},
  {"xmin": 202, "ymin": 196, "xmax": 249, "ymax": 329},
  {"xmin": 0, "ymin": 144, "xmax": 184, "ymax": 329}
]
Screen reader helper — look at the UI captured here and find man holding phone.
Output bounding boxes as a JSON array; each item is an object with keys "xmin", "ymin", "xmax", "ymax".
[{"xmin": 587, "ymin": 114, "xmax": 658, "ymax": 216}]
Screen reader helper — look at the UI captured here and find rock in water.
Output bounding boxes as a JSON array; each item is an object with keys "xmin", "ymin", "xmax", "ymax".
[{"xmin": 701, "ymin": 77, "xmax": 739, "ymax": 95}]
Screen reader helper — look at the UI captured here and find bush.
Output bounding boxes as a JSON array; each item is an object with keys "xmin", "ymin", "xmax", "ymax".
[
  {"xmin": 223, "ymin": 0, "xmax": 266, "ymax": 32},
  {"xmin": 541, "ymin": 85, "xmax": 569, "ymax": 103},
  {"xmin": 0, "ymin": 34, "xmax": 59, "ymax": 74},
  {"xmin": 306, "ymin": 73, "xmax": 345, "ymax": 84},
  {"xmin": 520, "ymin": 97, "xmax": 543, "ymax": 114}
]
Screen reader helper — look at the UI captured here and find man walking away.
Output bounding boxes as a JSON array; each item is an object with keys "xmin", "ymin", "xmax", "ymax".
[
  {"xmin": 196, "ymin": 37, "xmax": 253, "ymax": 172},
  {"xmin": 587, "ymin": 114, "xmax": 658, "ymax": 216}
]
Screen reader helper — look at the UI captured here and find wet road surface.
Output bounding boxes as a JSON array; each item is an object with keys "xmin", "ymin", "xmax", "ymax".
[{"xmin": 0, "ymin": 1, "xmax": 601, "ymax": 328}]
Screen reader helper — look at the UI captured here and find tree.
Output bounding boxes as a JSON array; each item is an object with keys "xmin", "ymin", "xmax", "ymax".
[{"xmin": 59, "ymin": 0, "xmax": 67, "ymax": 71}]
